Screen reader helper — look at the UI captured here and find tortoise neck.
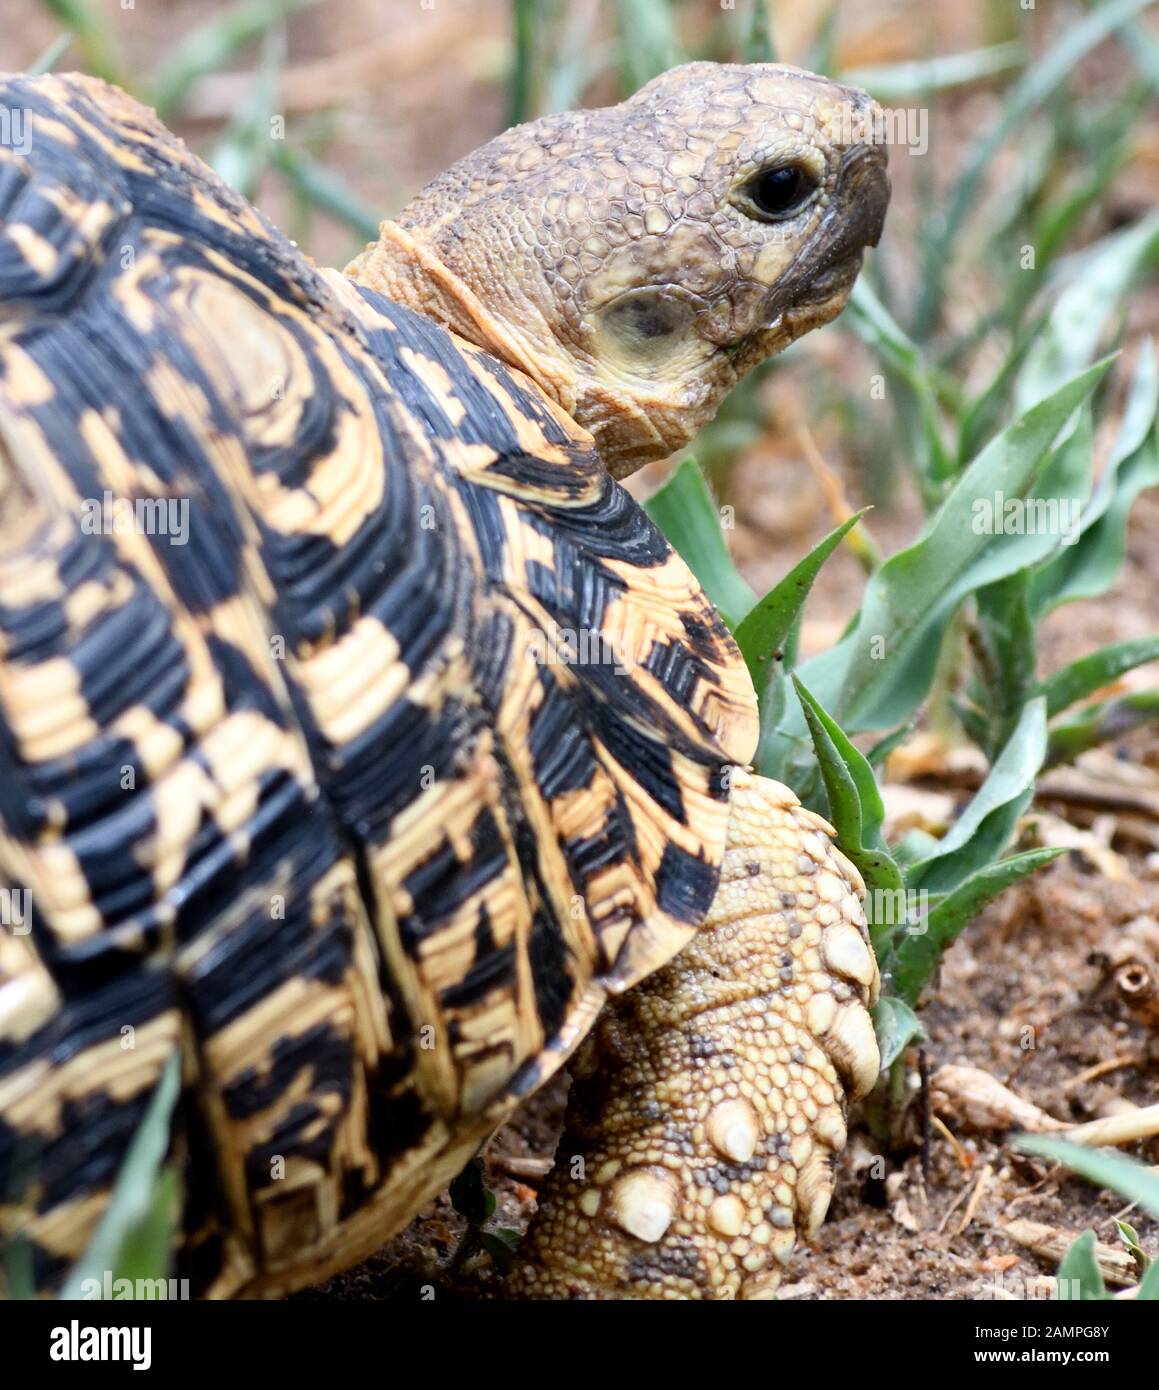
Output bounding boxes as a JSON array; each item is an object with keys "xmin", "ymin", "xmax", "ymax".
[{"xmin": 344, "ymin": 221, "xmax": 577, "ymax": 415}]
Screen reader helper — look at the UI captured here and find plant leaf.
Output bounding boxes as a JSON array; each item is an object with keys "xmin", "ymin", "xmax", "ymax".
[
  {"xmin": 971, "ymin": 570, "xmax": 1037, "ymax": 756},
  {"xmin": 1055, "ymin": 1230, "xmax": 1107, "ymax": 1301},
  {"xmin": 914, "ymin": 0, "xmax": 1155, "ymax": 335},
  {"xmin": 1046, "ymin": 690, "xmax": 1159, "ymax": 766},
  {"xmin": 841, "ymin": 42, "xmax": 1024, "ymax": 99},
  {"xmin": 643, "ymin": 457, "xmax": 755, "ymax": 629},
  {"xmin": 1114, "ymin": 1219, "xmax": 1151, "ymax": 1274},
  {"xmin": 793, "ymin": 678, "xmax": 904, "ymax": 946},
  {"xmin": 272, "ymin": 147, "xmax": 383, "ymax": 242},
  {"xmin": 846, "ymin": 280, "xmax": 952, "ymax": 492},
  {"xmin": 1037, "ymin": 636, "xmax": 1159, "ymax": 718},
  {"xmin": 1030, "ymin": 342, "xmax": 1159, "ymax": 617},
  {"xmin": 909, "ymin": 698, "xmax": 1048, "ymax": 895},
  {"xmin": 152, "ymin": 0, "xmax": 317, "ymax": 119},
  {"xmin": 60, "ymin": 1053, "xmax": 181, "ymax": 1296},
  {"xmin": 793, "ymin": 359, "xmax": 1111, "ymax": 733},
  {"xmin": 27, "ymin": 30, "xmax": 75, "ymax": 76},
  {"xmin": 888, "ymin": 849, "xmax": 1063, "ymax": 1004},
  {"xmin": 1015, "ymin": 213, "xmax": 1159, "ymax": 412},
  {"xmin": 872, "ymin": 995, "xmax": 927, "ymax": 1071},
  {"xmin": 1138, "ymin": 1255, "xmax": 1159, "ymax": 1301},
  {"xmin": 735, "ymin": 510, "xmax": 867, "ymax": 695},
  {"xmin": 481, "ymin": 1229, "xmax": 521, "ymax": 1274},
  {"xmin": 1014, "ymin": 1135, "xmax": 1159, "ymax": 1217}
]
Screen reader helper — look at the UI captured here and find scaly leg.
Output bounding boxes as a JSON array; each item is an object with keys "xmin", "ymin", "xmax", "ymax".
[{"xmin": 508, "ymin": 769, "xmax": 880, "ymax": 1299}]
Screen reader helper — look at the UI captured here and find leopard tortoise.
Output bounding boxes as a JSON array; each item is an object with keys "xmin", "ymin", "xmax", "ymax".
[{"xmin": 0, "ymin": 62, "xmax": 889, "ymax": 1299}]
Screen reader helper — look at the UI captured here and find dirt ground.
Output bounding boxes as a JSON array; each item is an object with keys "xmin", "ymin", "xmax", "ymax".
[
  {"xmin": 300, "ymin": 846, "xmax": 1159, "ymax": 1301},
  {"xmin": 4, "ymin": 0, "xmax": 1157, "ymax": 1300}
]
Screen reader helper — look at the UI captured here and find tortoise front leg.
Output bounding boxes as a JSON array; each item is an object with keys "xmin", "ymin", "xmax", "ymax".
[{"xmin": 508, "ymin": 769, "xmax": 880, "ymax": 1299}]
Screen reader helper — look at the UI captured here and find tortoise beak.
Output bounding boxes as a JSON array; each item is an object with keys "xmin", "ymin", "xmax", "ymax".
[{"xmin": 843, "ymin": 139, "xmax": 890, "ymax": 250}]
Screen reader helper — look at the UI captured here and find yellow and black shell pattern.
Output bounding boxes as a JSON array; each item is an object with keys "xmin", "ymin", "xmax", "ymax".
[{"xmin": 0, "ymin": 74, "xmax": 757, "ymax": 1296}]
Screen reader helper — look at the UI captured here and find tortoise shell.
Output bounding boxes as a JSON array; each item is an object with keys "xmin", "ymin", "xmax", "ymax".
[{"xmin": 0, "ymin": 74, "xmax": 757, "ymax": 1294}]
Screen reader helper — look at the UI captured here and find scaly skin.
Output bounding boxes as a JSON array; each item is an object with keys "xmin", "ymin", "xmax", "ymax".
[
  {"xmin": 508, "ymin": 771, "xmax": 880, "ymax": 1299},
  {"xmin": 348, "ymin": 62, "xmax": 889, "ymax": 476},
  {"xmin": 349, "ymin": 65, "xmax": 889, "ymax": 1295}
]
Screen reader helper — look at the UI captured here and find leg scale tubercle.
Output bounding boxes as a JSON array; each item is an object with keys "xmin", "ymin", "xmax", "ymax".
[{"xmin": 508, "ymin": 768, "xmax": 880, "ymax": 1299}]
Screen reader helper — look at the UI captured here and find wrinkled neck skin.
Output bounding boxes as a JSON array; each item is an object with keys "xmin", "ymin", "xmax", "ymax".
[
  {"xmin": 347, "ymin": 224, "xmax": 821, "ymax": 480},
  {"xmin": 350, "ymin": 219, "xmax": 573, "ymax": 410},
  {"xmin": 347, "ymin": 221, "xmax": 698, "ymax": 477}
]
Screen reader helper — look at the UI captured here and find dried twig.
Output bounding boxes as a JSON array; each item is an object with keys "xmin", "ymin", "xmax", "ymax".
[
  {"xmin": 1064, "ymin": 1056, "xmax": 1141, "ymax": 1090},
  {"xmin": 1059, "ymin": 1102, "xmax": 1159, "ymax": 1148},
  {"xmin": 933, "ymin": 1064, "xmax": 1068, "ymax": 1134},
  {"xmin": 1001, "ymin": 1218, "xmax": 1137, "ymax": 1286},
  {"xmin": 487, "ymin": 1153, "xmax": 552, "ymax": 1184},
  {"xmin": 955, "ymin": 1162, "xmax": 993, "ymax": 1236}
]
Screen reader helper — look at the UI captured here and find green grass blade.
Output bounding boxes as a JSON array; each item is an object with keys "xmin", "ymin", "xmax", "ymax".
[
  {"xmin": 1055, "ymin": 1230, "xmax": 1108, "ymax": 1301},
  {"xmin": 209, "ymin": 25, "xmax": 286, "ymax": 199},
  {"xmin": 1119, "ymin": 17, "xmax": 1159, "ymax": 91},
  {"xmin": 1015, "ymin": 1135, "xmax": 1159, "ymax": 1218},
  {"xmin": 1020, "ymin": 105, "xmax": 1140, "ymax": 308},
  {"xmin": 865, "ymin": 721, "xmax": 914, "ymax": 769},
  {"xmin": 794, "ymin": 677, "xmax": 890, "ymax": 852},
  {"xmin": 841, "ymin": 42, "xmax": 1024, "ymax": 100},
  {"xmin": 611, "ymin": 0, "xmax": 685, "ymax": 93},
  {"xmin": 971, "ymin": 571, "xmax": 1037, "ymax": 757},
  {"xmin": 793, "ymin": 678, "xmax": 904, "ymax": 936},
  {"xmin": 1031, "ymin": 342, "xmax": 1158, "ymax": 617},
  {"xmin": 847, "ymin": 280, "xmax": 953, "ymax": 496},
  {"xmin": 643, "ymin": 458, "xmax": 755, "ymax": 629},
  {"xmin": 59, "ymin": 1053, "xmax": 182, "ymax": 1297},
  {"xmin": 741, "ymin": 0, "xmax": 776, "ymax": 64},
  {"xmin": 914, "ymin": 0, "xmax": 1154, "ymax": 337},
  {"xmin": 1046, "ymin": 690, "xmax": 1159, "ymax": 766},
  {"xmin": 272, "ymin": 147, "xmax": 382, "ymax": 242},
  {"xmin": 909, "ymin": 697, "xmax": 1047, "ymax": 894},
  {"xmin": 797, "ymin": 359, "xmax": 1112, "ymax": 733},
  {"xmin": 1037, "ymin": 636, "xmax": 1159, "ymax": 718},
  {"xmin": 888, "ymin": 848, "xmax": 1063, "ymax": 1004},
  {"xmin": 152, "ymin": 0, "xmax": 317, "ymax": 120},
  {"xmin": 27, "ymin": 30, "xmax": 75, "ymax": 76},
  {"xmin": 957, "ymin": 311, "xmax": 1048, "ymax": 463},
  {"xmin": 734, "ymin": 509, "xmax": 867, "ymax": 695},
  {"xmin": 1015, "ymin": 213, "xmax": 1159, "ymax": 413},
  {"xmin": 1138, "ymin": 1254, "xmax": 1159, "ymax": 1300},
  {"xmin": 801, "ymin": 5, "xmax": 840, "ymax": 77},
  {"xmin": 38, "ymin": 0, "xmax": 123, "ymax": 86},
  {"xmin": 508, "ymin": 0, "xmax": 536, "ymax": 125}
]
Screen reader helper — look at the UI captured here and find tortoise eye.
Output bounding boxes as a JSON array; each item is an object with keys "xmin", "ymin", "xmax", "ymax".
[{"xmin": 741, "ymin": 163, "xmax": 816, "ymax": 221}]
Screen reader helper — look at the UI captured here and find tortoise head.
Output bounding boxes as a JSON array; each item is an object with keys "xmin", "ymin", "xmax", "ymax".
[{"xmin": 347, "ymin": 62, "xmax": 889, "ymax": 478}]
